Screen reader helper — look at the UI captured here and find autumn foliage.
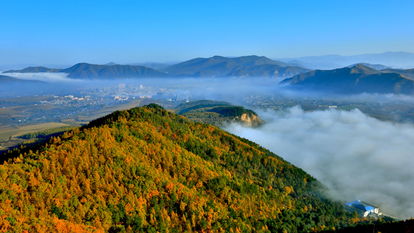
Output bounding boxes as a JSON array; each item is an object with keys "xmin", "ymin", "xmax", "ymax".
[{"xmin": 0, "ymin": 104, "xmax": 354, "ymax": 232}]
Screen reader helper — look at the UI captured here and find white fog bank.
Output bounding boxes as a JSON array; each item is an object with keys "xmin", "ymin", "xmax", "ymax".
[
  {"xmin": 226, "ymin": 107, "xmax": 414, "ymax": 219},
  {"xmin": 2, "ymin": 72, "xmax": 75, "ymax": 82}
]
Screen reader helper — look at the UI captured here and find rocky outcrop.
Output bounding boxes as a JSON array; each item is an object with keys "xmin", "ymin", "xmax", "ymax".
[{"xmin": 237, "ymin": 112, "xmax": 263, "ymax": 127}]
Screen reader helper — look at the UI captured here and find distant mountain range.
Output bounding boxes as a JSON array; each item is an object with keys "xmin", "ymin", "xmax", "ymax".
[
  {"xmin": 61, "ymin": 63, "xmax": 167, "ymax": 79},
  {"xmin": 280, "ymin": 52, "xmax": 414, "ymax": 70},
  {"xmin": 4, "ymin": 63, "xmax": 166, "ymax": 79},
  {"xmin": 163, "ymin": 55, "xmax": 309, "ymax": 78},
  {"xmin": 3, "ymin": 55, "xmax": 309, "ymax": 79},
  {"xmin": 283, "ymin": 64, "xmax": 414, "ymax": 94},
  {"xmin": 4, "ymin": 54, "xmax": 414, "ymax": 95}
]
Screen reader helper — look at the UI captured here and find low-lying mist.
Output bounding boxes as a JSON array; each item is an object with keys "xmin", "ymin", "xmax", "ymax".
[
  {"xmin": 0, "ymin": 76, "xmax": 284, "ymax": 100},
  {"xmin": 226, "ymin": 107, "xmax": 414, "ymax": 219},
  {"xmin": 4, "ymin": 72, "xmax": 74, "ymax": 82},
  {"xmin": 3, "ymin": 74, "xmax": 414, "ymax": 105}
]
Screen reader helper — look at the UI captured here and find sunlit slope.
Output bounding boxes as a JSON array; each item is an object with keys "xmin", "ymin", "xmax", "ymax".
[{"xmin": 0, "ymin": 104, "xmax": 353, "ymax": 232}]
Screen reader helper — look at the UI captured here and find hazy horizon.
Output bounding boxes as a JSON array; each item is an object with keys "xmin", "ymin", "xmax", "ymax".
[{"xmin": 1, "ymin": 51, "xmax": 413, "ymax": 70}]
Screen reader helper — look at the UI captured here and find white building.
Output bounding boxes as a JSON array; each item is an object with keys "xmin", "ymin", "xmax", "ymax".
[{"xmin": 346, "ymin": 200, "xmax": 382, "ymax": 217}]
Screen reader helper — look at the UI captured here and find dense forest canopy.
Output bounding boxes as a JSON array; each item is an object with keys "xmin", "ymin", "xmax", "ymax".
[{"xmin": 0, "ymin": 104, "xmax": 357, "ymax": 232}]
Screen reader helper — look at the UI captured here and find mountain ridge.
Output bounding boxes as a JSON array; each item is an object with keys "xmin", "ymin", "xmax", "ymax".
[
  {"xmin": 3, "ymin": 55, "xmax": 309, "ymax": 79},
  {"xmin": 164, "ymin": 55, "xmax": 309, "ymax": 78},
  {"xmin": 61, "ymin": 63, "xmax": 167, "ymax": 79}
]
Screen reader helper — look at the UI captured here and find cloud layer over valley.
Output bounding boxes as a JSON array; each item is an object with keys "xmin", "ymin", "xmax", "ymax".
[{"xmin": 226, "ymin": 107, "xmax": 414, "ymax": 219}]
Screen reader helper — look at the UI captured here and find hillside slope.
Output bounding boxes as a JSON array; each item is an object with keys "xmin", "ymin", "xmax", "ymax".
[
  {"xmin": 382, "ymin": 68, "xmax": 414, "ymax": 80},
  {"xmin": 0, "ymin": 104, "xmax": 354, "ymax": 232}
]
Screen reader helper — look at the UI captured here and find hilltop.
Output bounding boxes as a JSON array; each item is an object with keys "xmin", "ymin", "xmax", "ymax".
[
  {"xmin": 346, "ymin": 63, "xmax": 389, "ymax": 71},
  {"xmin": 61, "ymin": 63, "xmax": 167, "ymax": 79},
  {"xmin": 4, "ymin": 66, "xmax": 60, "ymax": 73},
  {"xmin": 0, "ymin": 104, "xmax": 356, "ymax": 232}
]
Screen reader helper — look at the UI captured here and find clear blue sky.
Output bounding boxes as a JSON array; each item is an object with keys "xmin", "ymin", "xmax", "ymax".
[{"xmin": 1, "ymin": 0, "xmax": 413, "ymax": 65}]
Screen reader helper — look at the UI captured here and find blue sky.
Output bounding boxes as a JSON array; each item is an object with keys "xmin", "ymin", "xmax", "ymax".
[{"xmin": 1, "ymin": 0, "xmax": 413, "ymax": 65}]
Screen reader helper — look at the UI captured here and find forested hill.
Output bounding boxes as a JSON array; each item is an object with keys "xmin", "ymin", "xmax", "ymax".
[
  {"xmin": 175, "ymin": 100, "xmax": 263, "ymax": 127},
  {"xmin": 0, "ymin": 104, "xmax": 355, "ymax": 232}
]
